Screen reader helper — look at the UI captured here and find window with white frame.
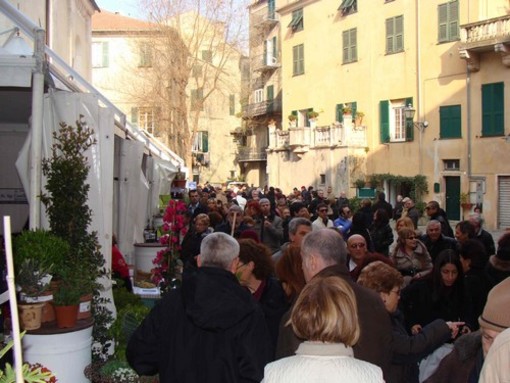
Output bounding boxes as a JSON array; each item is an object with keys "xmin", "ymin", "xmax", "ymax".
[
  {"xmin": 92, "ymin": 41, "xmax": 109, "ymax": 68},
  {"xmin": 254, "ymin": 89, "xmax": 264, "ymax": 103},
  {"xmin": 390, "ymin": 100, "xmax": 406, "ymax": 141},
  {"xmin": 379, "ymin": 98, "xmax": 413, "ymax": 143},
  {"xmin": 131, "ymin": 107, "xmax": 159, "ymax": 136},
  {"xmin": 192, "ymin": 131, "xmax": 209, "ymax": 152},
  {"xmin": 139, "ymin": 42, "xmax": 153, "ymax": 67}
]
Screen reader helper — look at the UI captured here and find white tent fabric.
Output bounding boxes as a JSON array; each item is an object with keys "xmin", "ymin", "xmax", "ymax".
[
  {"xmin": 116, "ymin": 138, "xmax": 148, "ymax": 264},
  {"xmin": 15, "ymin": 90, "xmax": 115, "ymax": 313}
]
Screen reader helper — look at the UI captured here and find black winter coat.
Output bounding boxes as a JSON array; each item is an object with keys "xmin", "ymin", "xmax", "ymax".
[
  {"xmin": 126, "ymin": 267, "xmax": 273, "ymax": 383},
  {"xmin": 389, "ymin": 310, "xmax": 450, "ymax": 383}
]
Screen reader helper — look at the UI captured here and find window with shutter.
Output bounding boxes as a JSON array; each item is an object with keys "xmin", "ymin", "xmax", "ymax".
[
  {"xmin": 336, "ymin": 104, "xmax": 344, "ymax": 123},
  {"xmin": 288, "ymin": 8, "xmax": 303, "ymax": 31},
  {"xmin": 386, "ymin": 16, "xmax": 404, "ymax": 54},
  {"xmin": 380, "ymin": 101, "xmax": 390, "ymax": 143},
  {"xmin": 292, "ymin": 44, "xmax": 304, "ymax": 76},
  {"xmin": 342, "ymin": 28, "xmax": 357, "ymax": 63},
  {"xmin": 229, "ymin": 95, "xmax": 235, "ymax": 116},
  {"xmin": 338, "ymin": 0, "xmax": 357, "ymax": 15},
  {"xmin": 482, "ymin": 83, "xmax": 504, "ymax": 137},
  {"xmin": 438, "ymin": 1, "xmax": 459, "ymax": 43},
  {"xmin": 191, "ymin": 88, "xmax": 204, "ymax": 111},
  {"xmin": 440, "ymin": 105, "xmax": 462, "ymax": 139},
  {"xmin": 92, "ymin": 42, "xmax": 109, "ymax": 68}
]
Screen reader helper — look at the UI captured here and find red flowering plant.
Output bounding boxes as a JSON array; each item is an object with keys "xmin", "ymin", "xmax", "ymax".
[{"xmin": 151, "ymin": 199, "xmax": 188, "ymax": 290}]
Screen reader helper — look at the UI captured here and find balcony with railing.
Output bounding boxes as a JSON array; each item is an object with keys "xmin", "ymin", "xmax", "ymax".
[
  {"xmin": 252, "ymin": 4, "xmax": 279, "ymax": 28},
  {"xmin": 242, "ymin": 98, "xmax": 282, "ymax": 118},
  {"xmin": 236, "ymin": 147, "xmax": 267, "ymax": 162},
  {"xmin": 460, "ymin": 15, "xmax": 510, "ymax": 51},
  {"xmin": 268, "ymin": 123, "xmax": 367, "ymax": 153},
  {"xmin": 252, "ymin": 53, "xmax": 280, "ymax": 72},
  {"xmin": 459, "ymin": 15, "xmax": 510, "ymax": 69}
]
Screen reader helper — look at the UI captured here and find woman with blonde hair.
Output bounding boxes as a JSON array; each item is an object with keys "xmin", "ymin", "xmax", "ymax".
[{"xmin": 262, "ymin": 275, "xmax": 383, "ymax": 383}]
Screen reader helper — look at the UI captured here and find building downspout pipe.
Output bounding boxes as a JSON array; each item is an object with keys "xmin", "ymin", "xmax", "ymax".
[
  {"xmin": 29, "ymin": 28, "xmax": 46, "ymax": 229},
  {"xmin": 466, "ymin": 64, "xmax": 472, "ymax": 178}
]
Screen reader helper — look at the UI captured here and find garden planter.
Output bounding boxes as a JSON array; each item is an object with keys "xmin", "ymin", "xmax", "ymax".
[
  {"xmin": 77, "ymin": 293, "xmax": 93, "ymax": 320},
  {"xmin": 23, "ymin": 324, "xmax": 93, "ymax": 383},
  {"xmin": 54, "ymin": 304, "xmax": 79, "ymax": 328},
  {"xmin": 134, "ymin": 242, "xmax": 167, "ymax": 281},
  {"xmin": 18, "ymin": 302, "xmax": 45, "ymax": 330},
  {"xmin": 23, "ymin": 291, "xmax": 55, "ymax": 323}
]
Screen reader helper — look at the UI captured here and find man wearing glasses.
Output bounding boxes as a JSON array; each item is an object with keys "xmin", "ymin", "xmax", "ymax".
[
  {"xmin": 346, "ymin": 235, "xmax": 394, "ymax": 281},
  {"xmin": 311, "ymin": 202, "xmax": 334, "ymax": 231}
]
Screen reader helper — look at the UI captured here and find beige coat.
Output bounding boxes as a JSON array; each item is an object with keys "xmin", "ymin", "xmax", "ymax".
[{"xmin": 479, "ymin": 327, "xmax": 510, "ymax": 383}]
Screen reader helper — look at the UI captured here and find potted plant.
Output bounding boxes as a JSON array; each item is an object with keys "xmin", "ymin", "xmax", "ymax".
[
  {"xmin": 0, "ymin": 335, "xmax": 56, "ymax": 382},
  {"xmin": 52, "ymin": 270, "xmax": 82, "ymax": 329},
  {"xmin": 354, "ymin": 111, "xmax": 365, "ymax": 126},
  {"xmin": 40, "ymin": 117, "xmax": 111, "ymax": 357},
  {"xmin": 307, "ymin": 111, "xmax": 319, "ymax": 120},
  {"xmin": 342, "ymin": 104, "xmax": 352, "ymax": 115},
  {"xmin": 354, "ymin": 178, "xmax": 366, "ymax": 189},
  {"xmin": 460, "ymin": 192, "xmax": 474, "ymax": 209},
  {"xmin": 13, "ymin": 229, "xmax": 70, "ymax": 323},
  {"xmin": 288, "ymin": 114, "xmax": 297, "ymax": 122}
]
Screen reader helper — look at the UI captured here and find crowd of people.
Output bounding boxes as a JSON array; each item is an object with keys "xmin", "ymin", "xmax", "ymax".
[{"xmin": 126, "ymin": 183, "xmax": 510, "ymax": 383}]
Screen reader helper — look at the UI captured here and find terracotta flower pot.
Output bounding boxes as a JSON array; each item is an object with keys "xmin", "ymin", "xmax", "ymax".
[
  {"xmin": 54, "ymin": 304, "xmax": 79, "ymax": 329},
  {"xmin": 77, "ymin": 293, "xmax": 93, "ymax": 320},
  {"xmin": 18, "ymin": 303, "xmax": 45, "ymax": 330}
]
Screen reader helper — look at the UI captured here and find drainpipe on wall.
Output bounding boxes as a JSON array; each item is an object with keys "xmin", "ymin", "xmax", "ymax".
[
  {"xmin": 29, "ymin": 28, "xmax": 46, "ymax": 229},
  {"xmin": 415, "ymin": 0, "xmax": 424, "ymax": 175},
  {"xmin": 466, "ymin": 64, "xmax": 472, "ymax": 178}
]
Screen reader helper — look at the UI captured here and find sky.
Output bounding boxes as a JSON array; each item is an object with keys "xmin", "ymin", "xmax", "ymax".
[{"xmin": 95, "ymin": 0, "xmax": 143, "ymax": 18}]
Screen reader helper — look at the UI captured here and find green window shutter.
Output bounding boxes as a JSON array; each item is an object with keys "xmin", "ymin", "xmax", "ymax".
[
  {"xmin": 482, "ymin": 83, "xmax": 504, "ymax": 136},
  {"xmin": 438, "ymin": 3, "xmax": 448, "ymax": 42},
  {"xmin": 267, "ymin": 86, "xmax": 274, "ymax": 113},
  {"xmin": 449, "ymin": 1, "xmax": 459, "ymax": 40},
  {"xmin": 229, "ymin": 94, "xmax": 235, "ymax": 115},
  {"xmin": 405, "ymin": 97, "xmax": 414, "ymax": 141},
  {"xmin": 202, "ymin": 132, "xmax": 209, "ymax": 152},
  {"xmin": 350, "ymin": 28, "xmax": 357, "ymax": 61},
  {"xmin": 272, "ymin": 36, "xmax": 277, "ymax": 59},
  {"xmin": 131, "ymin": 107, "xmax": 138, "ymax": 124},
  {"xmin": 395, "ymin": 16, "xmax": 404, "ymax": 52},
  {"xmin": 103, "ymin": 42, "xmax": 109, "ymax": 67},
  {"xmin": 291, "ymin": 110, "xmax": 298, "ymax": 117},
  {"xmin": 342, "ymin": 30, "xmax": 349, "ymax": 63},
  {"xmin": 336, "ymin": 104, "xmax": 344, "ymax": 123},
  {"xmin": 351, "ymin": 101, "xmax": 357, "ymax": 119},
  {"xmin": 386, "ymin": 18, "xmax": 394, "ymax": 53},
  {"xmin": 268, "ymin": 0, "xmax": 275, "ymax": 19},
  {"xmin": 440, "ymin": 105, "xmax": 462, "ymax": 139},
  {"xmin": 266, "ymin": 85, "xmax": 274, "ymax": 101},
  {"xmin": 293, "ymin": 45, "xmax": 298, "ymax": 75},
  {"xmin": 380, "ymin": 100, "xmax": 390, "ymax": 143}
]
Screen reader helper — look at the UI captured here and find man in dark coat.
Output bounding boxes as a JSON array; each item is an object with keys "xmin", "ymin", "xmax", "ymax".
[
  {"xmin": 372, "ymin": 191, "xmax": 393, "ymax": 219},
  {"xmin": 425, "ymin": 200, "xmax": 454, "ymax": 238},
  {"xmin": 188, "ymin": 189, "xmax": 208, "ymax": 219},
  {"xmin": 469, "ymin": 213, "xmax": 496, "ymax": 257},
  {"xmin": 275, "ymin": 229, "xmax": 393, "ymax": 380},
  {"xmin": 127, "ymin": 232, "xmax": 272, "ymax": 382},
  {"xmin": 420, "ymin": 220, "xmax": 458, "ymax": 262}
]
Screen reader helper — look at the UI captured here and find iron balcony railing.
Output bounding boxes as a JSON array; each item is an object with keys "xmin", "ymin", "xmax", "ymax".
[
  {"xmin": 236, "ymin": 148, "xmax": 267, "ymax": 162},
  {"xmin": 242, "ymin": 98, "xmax": 282, "ymax": 117}
]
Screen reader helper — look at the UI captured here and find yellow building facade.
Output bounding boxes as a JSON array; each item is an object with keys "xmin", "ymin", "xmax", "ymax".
[
  {"xmin": 255, "ymin": 0, "xmax": 510, "ymax": 229},
  {"xmin": 92, "ymin": 11, "xmax": 242, "ymax": 185}
]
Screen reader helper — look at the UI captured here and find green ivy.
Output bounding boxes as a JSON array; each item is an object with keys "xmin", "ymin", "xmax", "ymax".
[{"xmin": 366, "ymin": 173, "xmax": 429, "ymax": 202}]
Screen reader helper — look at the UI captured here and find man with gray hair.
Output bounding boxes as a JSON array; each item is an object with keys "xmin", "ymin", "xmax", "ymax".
[
  {"xmin": 272, "ymin": 217, "xmax": 312, "ymax": 264},
  {"xmin": 469, "ymin": 213, "xmax": 496, "ymax": 257},
  {"xmin": 255, "ymin": 198, "xmax": 283, "ymax": 253},
  {"xmin": 127, "ymin": 232, "xmax": 272, "ymax": 382},
  {"xmin": 276, "ymin": 229, "xmax": 393, "ymax": 380}
]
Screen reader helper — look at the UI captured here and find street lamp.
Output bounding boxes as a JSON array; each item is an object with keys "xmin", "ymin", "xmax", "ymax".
[{"xmin": 404, "ymin": 104, "xmax": 428, "ymax": 131}]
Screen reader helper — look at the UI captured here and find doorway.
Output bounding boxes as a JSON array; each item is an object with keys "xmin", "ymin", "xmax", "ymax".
[{"xmin": 445, "ymin": 176, "xmax": 460, "ymax": 221}]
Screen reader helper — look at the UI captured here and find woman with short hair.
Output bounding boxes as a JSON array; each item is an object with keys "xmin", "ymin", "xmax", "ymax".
[
  {"xmin": 358, "ymin": 261, "xmax": 461, "ymax": 383},
  {"xmin": 262, "ymin": 275, "xmax": 383, "ymax": 383}
]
